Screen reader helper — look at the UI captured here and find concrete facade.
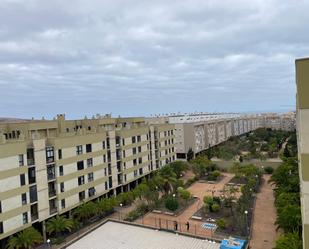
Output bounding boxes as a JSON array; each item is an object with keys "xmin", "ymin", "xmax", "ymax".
[
  {"xmin": 296, "ymin": 58, "xmax": 309, "ymax": 249},
  {"xmin": 0, "ymin": 115, "xmax": 176, "ymax": 241}
]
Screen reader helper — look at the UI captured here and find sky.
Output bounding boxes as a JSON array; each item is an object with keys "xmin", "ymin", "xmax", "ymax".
[{"xmin": 0, "ymin": 0, "xmax": 308, "ymax": 119}]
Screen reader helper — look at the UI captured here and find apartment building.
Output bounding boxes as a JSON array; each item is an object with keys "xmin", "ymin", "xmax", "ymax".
[
  {"xmin": 296, "ymin": 58, "xmax": 309, "ymax": 248},
  {"xmin": 148, "ymin": 112, "xmax": 295, "ymax": 159},
  {"xmin": 0, "ymin": 114, "xmax": 176, "ymax": 242}
]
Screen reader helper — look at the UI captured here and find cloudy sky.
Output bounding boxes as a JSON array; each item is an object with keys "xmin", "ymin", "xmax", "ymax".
[{"xmin": 0, "ymin": 0, "xmax": 308, "ymax": 119}]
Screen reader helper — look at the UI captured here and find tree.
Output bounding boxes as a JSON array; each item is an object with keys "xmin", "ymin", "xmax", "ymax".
[
  {"xmin": 6, "ymin": 227, "xmax": 43, "ymax": 249},
  {"xmin": 275, "ymin": 204, "xmax": 301, "ymax": 233},
  {"xmin": 165, "ymin": 197, "xmax": 179, "ymax": 211},
  {"xmin": 216, "ymin": 218, "xmax": 227, "ymax": 229},
  {"xmin": 274, "ymin": 232, "xmax": 302, "ymax": 249},
  {"xmin": 46, "ymin": 216, "xmax": 74, "ymax": 237},
  {"xmin": 158, "ymin": 166, "xmax": 177, "ymax": 195},
  {"xmin": 187, "ymin": 148, "xmax": 194, "ymax": 161},
  {"xmin": 73, "ymin": 201, "xmax": 97, "ymax": 224},
  {"xmin": 177, "ymin": 187, "xmax": 191, "ymax": 203},
  {"xmin": 117, "ymin": 191, "xmax": 135, "ymax": 206},
  {"xmin": 170, "ymin": 161, "xmax": 188, "ymax": 178}
]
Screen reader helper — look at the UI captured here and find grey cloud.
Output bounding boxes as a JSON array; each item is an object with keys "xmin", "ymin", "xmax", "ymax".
[{"xmin": 0, "ymin": 0, "xmax": 306, "ymax": 118}]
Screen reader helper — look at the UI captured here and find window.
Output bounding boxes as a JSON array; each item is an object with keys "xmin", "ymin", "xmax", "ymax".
[
  {"xmin": 123, "ymin": 162, "xmax": 126, "ymax": 170},
  {"xmin": 58, "ymin": 149, "xmax": 62, "ymax": 159},
  {"xmin": 124, "ymin": 174, "xmax": 127, "ymax": 182},
  {"xmin": 88, "ymin": 187, "xmax": 95, "ymax": 197},
  {"xmin": 77, "ymin": 161, "xmax": 84, "ymax": 170},
  {"xmin": 132, "ymin": 136, "xmax": 136, "ymax": 144},
  {"xmin": 0, "ymin": 222, "xmax": 3, "ymax": 234},
  {"xmin": 76, "ymin": 145, "xmax": 83, "ymax": 155},
  {"xmin": 18, "ymin": 154, "xmax": 24, "ymax": 166},
  {"xmin": 61, "ymin": 199, "xmax": 66, "ymax": 209},
  {"xmin": 105, "ymin": 181, "xmax": 108, "ymax": 190},
  {"xmin": 138, "ymin": 157, "xmax": 142, "ymax": 164},
  {"xmin": 59, "ymin": 166, "xmax": 64, "ymax": 176},
  {"xmin": 102, "ymin": 141, "xmax": 106, "ymax": 150},
  {"xmin": 46, "ymin": 147, "xmax": 54, "ymax": 163},
  {"xmin": 78, "ymin": 176, "xmax": 85, "ymax": 186},
  {"xmin": 103, "ymin": 155, "xmax": 106, "ymax": 163},
  {"xmin": 132, "ymin": 147, "xmax": 137, "ymax": 154},
  {"xmin": 86, "ymin": 144, "xmax": 92, "ymax": 153},
  {"xmin": 88, "ymin": 172, "xmax": 94, "ymax": 182},
  {"xmin": 134, "ymin": 170, "xmax": 138, "ymax": 177},
  {"xmin": 137, "ymin": 135, "xmax": 141, "ymax": 142},
  {"xmin": 22, "ymin": 212, "xmax": 28, "ymax": 224},
  {"xmin": 104, "ymin": 168, "xmax": 107, "ymax": 176},
  {"xmin": 122, "ymin": 138, "xmax": 125, "ymax": 146},
  {"xmin": 164, "ymin": 131, "xmax": 167, "ymax": 136},
  {"xmin": 87, "ymin": 158, "xmax": 93, "ymax": 167},
  {"xmin": 60, "ymin": 182, "xmax": 65, "ymax": 192},
  {"xmin": 138, "ymin": 146, "xmax": 142, "ymax": 153},
  {"xmin": 123, "ymin": 150, "xmax": 126, "ymax": 158},
  {"xmin": 79, "ymin": 191, "xmax": 85, "ymax": 201},
  {"xmin": 21, "ymin": 193, "xmax": 27, "ymax": 205},
  {"xmin": 20, "ymin": 174, "xmax": 26, "ymax": 186},
  {"xmin": 0, "ymin": 201, "xmax": 2, "ymax": 213},
  {"xmin": 139, "ymin": 168, "xmax": 143, "ymax": 175},
  {"xmin": 133, "ymin": 159, "xmax": 137, "ymax": 166}
]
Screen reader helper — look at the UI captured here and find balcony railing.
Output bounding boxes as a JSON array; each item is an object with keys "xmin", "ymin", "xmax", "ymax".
[
  {"xmin": 27, "ymin": 158, "xmax": 35, "ymax": 166},
  {"xmin": 49, "ymin": 207, "xmax": 57, "ymax": 215},
  {"xmin": 31, "ymin": 213, "xmax": 39, "ymax": 221},
  {"xmin": 49, "ymin": 189, "xmax": 56, "ymax": 198},
  {"xmin": 47, "ymin": 172, "xmax": 56, "ymax": 181}
]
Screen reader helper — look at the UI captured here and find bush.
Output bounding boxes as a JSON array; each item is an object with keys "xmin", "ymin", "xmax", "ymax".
[
  {"xmin": 185, "ymin": 177, "xmax": 197, "ymax": 187},
  {"xmin": 212, "ymin": 203, "xmax": 220, "ymax": 212},
  {"xmin": 124, "ymin": 203, "xmax": 150, "ymax": 222},
  {"xmin": 209, "ymin": 170, "xmax": 221, "ymax": 180},
  {"xmin": 264, "ymin": 166, "xmax": 274, "ymax": 174},
  {"xmin": 165, "ymin": 197, "xmax": 179, "ymax": 211},
  {"xmin": 216, "ymin": 218, "xmax": 227, "ymax": 229}
]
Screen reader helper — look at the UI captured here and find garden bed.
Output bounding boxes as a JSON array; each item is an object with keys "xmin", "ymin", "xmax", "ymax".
[{"xmin": 152, "ymin": 196, "xmax": 197, "ymax": 216}]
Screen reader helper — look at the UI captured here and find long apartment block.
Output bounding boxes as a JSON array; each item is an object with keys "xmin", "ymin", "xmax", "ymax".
[
  {"xmin": 0, "ymin": 114, "xmax": 176, "ymax": 241},
  {"xmin": 147, "ymin": 112, "xmax": 295, "ymax": 159}
]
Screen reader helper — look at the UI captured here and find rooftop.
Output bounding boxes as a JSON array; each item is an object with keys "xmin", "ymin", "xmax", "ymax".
[{"xmin": 66, "ymin": 221, "xmax": 220, "ymax": 249}]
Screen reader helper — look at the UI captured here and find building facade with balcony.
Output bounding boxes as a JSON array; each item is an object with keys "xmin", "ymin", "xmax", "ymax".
[{"xmin": 0, "ymin": 114, "xmax": 176, "ymax": 242}]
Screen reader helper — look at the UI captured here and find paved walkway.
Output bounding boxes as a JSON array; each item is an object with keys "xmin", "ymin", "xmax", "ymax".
[
  {"xmin": 135, "ymin": 173, "xmax": 235, "ymax": 238},
  {"xmin": 250, "ymin": 174, "xmax": 279, "ymax": 249}
]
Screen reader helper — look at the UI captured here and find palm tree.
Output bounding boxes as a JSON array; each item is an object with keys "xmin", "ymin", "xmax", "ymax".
[
  {"xmin": 46, "ymin": 216, "xmax": 74, "ymax": 237},
  {"xmin": 7, "ymin": 227, "xmax": 42, "ymax": 249},
  {"xmin": 73, "ymin": 201, "xmax": 97, "ymax": 224}
]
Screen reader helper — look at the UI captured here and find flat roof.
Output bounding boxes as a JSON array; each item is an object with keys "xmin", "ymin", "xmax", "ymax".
[{"xmin": 67, "ymin": 221, "xmax": 220, "ymax": 249}]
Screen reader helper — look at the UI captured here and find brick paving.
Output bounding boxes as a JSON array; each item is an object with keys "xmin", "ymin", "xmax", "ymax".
[
  {"xmin": 249, "ymin": 174, "xmax": 280, "ymax": 249},
  {"xmin": 135, "ymin": 173, "xmax": 235, "ymax": 239}
]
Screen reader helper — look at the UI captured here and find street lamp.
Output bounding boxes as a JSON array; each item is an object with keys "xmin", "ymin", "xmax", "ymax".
[
  {"xmin": 47, "ymin": 239, "xmax": 51, "ymax": 249},
  {"xmin": 244, "ymin": 210, "xmax": 249, "ymax": 236},
  {"xmin": 119, "ymin": 203, "xmax": 123, "ymax": 220}
]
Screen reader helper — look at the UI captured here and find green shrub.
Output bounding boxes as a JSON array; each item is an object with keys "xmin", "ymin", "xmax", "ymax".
[
  {"xmin": 165, "ymin": 197, "xmax": 179, "ymax": 211},
  {"xmin": 185, "ymin": 178, "xmax": 197, "ymax": 187},
  {"xmin": 216, "ymin": 218, "xmax": 227, "ymax": 229},
  {"xmin": 212, "ymin": 203, "xmax": 220, "ymax": 212},
  {"xmin": 264, "ymin": 166, "xmax": 274, "ymax": 174}
]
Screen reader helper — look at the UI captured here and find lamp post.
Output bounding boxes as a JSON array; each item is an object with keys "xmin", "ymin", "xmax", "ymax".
[
  {"xmin": 47, "ymin": 239, "xmax": 51, "ymax": 249},
  {"xmin": 119, "ymin": 203, "xmax": 123, "ymax": 220},
  {"xmin": 244, "ymin": 210, "xmax": 249, "ymax": 236}
]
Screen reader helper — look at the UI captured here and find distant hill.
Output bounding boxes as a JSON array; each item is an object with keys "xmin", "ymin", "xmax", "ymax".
[{"xmin": 0, "ymin": 117, "xmax": 29, "ymax": 123}]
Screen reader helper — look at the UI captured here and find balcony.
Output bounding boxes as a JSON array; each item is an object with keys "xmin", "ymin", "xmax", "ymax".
[
  {"xmin": 49, "ymin": 189, "xmax": 56, "ymax": 198},
  {"xmin": 31, "ymin": 213, "xmax": 38, "ymax": 221},
  {"xmin": 47, "ymin": 165, "xmax": 56, "ymax": 181},
  {"xmin": 27, "ymin": 158, "xmax": 35, "ymax": 166},
  {"xmin": 49, "ymin": 207, "xmax": 57, "ymax": 215}
]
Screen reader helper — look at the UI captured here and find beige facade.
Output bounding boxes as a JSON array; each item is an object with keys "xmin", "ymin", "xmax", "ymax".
[
  {"xmin": 296, "ymin": 58, "xmax": 309, "ymax": 249},
  {"xmin": 148, "ymin": 113, "xmax": 295, "ymax": 159},
  {"xmin": 0, "ymin": 115, "xmax": 176, "ymax": 241}
]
